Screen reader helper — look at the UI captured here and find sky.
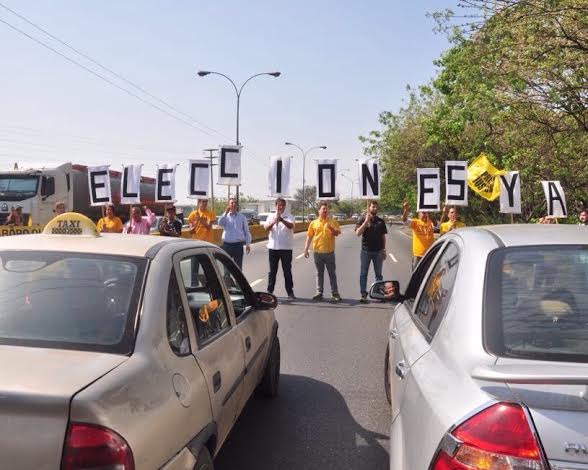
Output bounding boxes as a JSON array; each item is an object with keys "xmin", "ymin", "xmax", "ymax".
[{"xmin": 0, "ymin": 0, "xmax": 458, "ymax": 204}]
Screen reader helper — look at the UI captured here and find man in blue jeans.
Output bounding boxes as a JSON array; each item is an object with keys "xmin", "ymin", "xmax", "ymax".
[{"xmin": 355, "ymin": 200, "xmax": 387, "ymax": 303}]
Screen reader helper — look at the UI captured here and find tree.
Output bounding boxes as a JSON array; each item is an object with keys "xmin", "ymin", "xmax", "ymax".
[{"xmin": 291, "ymin": 186, "xmax": 318, "ymax": 215}]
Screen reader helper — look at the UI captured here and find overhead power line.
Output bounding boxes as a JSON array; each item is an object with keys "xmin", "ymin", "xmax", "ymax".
[{"xmin": 0, "ymin": 4, "xmax": 233, "ymax": 142}]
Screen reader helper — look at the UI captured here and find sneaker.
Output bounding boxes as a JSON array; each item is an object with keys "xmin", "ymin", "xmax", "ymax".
[
  {"xmin": 359, "ymin": 294, "xmax": 368, "ymax": 304},
  {"xmin": 312, "ymin": 293, "xmax": 323, "ymax": 301},
  {"xmin": 331, "ymin": 293, "xmax": 342, "ymax": 302},
  {"xmin": 287, "ymin": 293, "xmax": 297, "ymax": 300}
]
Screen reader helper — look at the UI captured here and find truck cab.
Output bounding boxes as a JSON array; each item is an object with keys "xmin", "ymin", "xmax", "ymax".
[{"xmin": 0, "ymin": 163, "xmax": 71, "ymax": 225}]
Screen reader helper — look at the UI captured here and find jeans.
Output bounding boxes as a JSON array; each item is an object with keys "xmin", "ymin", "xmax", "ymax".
[
  {"xmin": 267, "ymin": 249, "xmax": 294, "ymax": 294},
  {"xmin": 313, "ymin": 252, "xmax": 338, "ymax": 295},
  {"xmin": 222, "ymin": 242, "xmax": 244, "ymax": 269},
  {"xmin": 360, "ymin": 249, "xmax": 384, "ymax": 295}
]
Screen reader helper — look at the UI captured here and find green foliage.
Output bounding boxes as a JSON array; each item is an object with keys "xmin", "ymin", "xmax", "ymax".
[{"xmin": 362, "ymin": 0, "xmax": 588, "ymax": 223}]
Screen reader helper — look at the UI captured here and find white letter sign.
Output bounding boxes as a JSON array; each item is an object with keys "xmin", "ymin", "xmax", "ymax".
[
  {"xmin": 417, "ymin": 168, "xmax": 440, "ymax": 212},
  {"xmin": 120, "ymin": 164, "xmax": 142, "ymax": 205},
  {"xmin": 217, "ymin": 145, "xmax": 241, "ymax": 186},
  {"xmin": 188, "ymin": 159, "xmax": 210, "ymax": 199},
  {"xmin": 499, "ymin": 171, "xmax": 521, "ymax": 214},
  {"xmin": 268, "ymin": 156, "xmax": 291, "ymax": 197},
  {"xmin": 358, "ymin": 158, "xmax": 380, "ymax": 199},
  {"xmin": 542, "ymin": 181, "xmax": 567, "ymax": 218},
  {"xmin": 156, "ymin": 164, "xmax": 177, "ymax": 203},
  {"xmin": 316, "ymin": 159, "xmax": 338, "ymax": 201},
  {"xmin": 88, "ymin": 165, "xmax": 112, "ymax": 207},
  {"xmin": 445, "ymin": 161, "xmax": 468, "ymax": 206}
]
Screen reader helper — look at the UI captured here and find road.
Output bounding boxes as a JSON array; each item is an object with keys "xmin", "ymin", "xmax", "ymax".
[{"xmin": 216, "ymin": 222, "xmax": 414, "ymax": 470}]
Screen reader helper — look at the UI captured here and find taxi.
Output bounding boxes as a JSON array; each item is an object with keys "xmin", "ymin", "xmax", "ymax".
[{"xmin": 0, "ymin": 213, "xmax": 280, "ymax": 470}]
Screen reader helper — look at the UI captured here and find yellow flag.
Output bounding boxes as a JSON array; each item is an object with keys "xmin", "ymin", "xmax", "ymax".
[{"xmin": 467, "ymin": 153, "xmax": 505, "ymax": 201}]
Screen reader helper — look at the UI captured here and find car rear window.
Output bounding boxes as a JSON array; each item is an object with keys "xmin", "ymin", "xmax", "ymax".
[
  {"xmin": 485, "ymin": 245, "xmax": 588, "ymax": 363},
  {"xmin": 0, "ymin": 251, "xmax": 147, "ymax": 354}
]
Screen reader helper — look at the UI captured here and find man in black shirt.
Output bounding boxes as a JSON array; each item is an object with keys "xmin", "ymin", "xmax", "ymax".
[
  {"xmin": 355, "ymin": 200, "xmax": 388, "ymax": 303},
  {"xmin": 159, "ymin": 206, "xmax": 183, "ymax": 237}
]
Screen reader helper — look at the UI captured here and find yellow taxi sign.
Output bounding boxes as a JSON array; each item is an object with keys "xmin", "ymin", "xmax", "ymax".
[{"xmin": 43, "ymin": 212, "xmax": 99, "ymax": 237}]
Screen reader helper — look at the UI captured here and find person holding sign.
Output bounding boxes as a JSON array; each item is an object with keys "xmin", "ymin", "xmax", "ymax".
[
  {"xmin": 439, "ymin": 205, "xmax": 466, "ymax": 235},
  {"xmin": 304, "ymin": 203, "xmax": 342, "ymax": 302},
  {"xmin": 264, "ymin": 198, "xmax": 296, "ymax": 299},
  {"xmin": 96, "ymin": 204, "xmax": 124, "ymax": 233},
  {"xmin": 355, "ymin": 200, "xmax": 387, "ymax": 303},
  {"xmin": 125, "ymin": 206, "xmax": 156, "ymax": 235},
  {"xmin": 402, "ymin": 201, "xmax": 435, "ymax": 270},
  {"xmin": 218, "ymin": 197, "xmax": 251, "ymax": 269},
  {"xmin": 188, "ymin": 198, "xmax": 216, "ymax": 242}
]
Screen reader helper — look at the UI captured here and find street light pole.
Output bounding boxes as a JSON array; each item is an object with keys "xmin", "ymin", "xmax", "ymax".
[
  {"xmin": 285, "ymin": 143, "xmax": 327, "ymax": 221},
  {"xmin": 197, "ymin": 70, "xmax": 281, "ymax": 208}
]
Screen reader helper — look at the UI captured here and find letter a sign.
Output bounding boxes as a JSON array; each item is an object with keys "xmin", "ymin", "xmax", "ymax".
[
  {"xmin": 542, "ymin": 181, "xmax": 567, "ymax": 218},
  {"xmin": 358, "ymin": 158, "xmax": 380, "ymax": 199}
]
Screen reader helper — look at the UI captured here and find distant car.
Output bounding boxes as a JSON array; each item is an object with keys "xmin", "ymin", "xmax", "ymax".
[
  {"xmin": 258, "ymin": 212, "xmax": 276, "ymax": 224},
  {"xmin": 0, "ymin": 213, "xmax": 281, "ymax": 470},
  {"xmin": 294, "ymin": 215, "xmax": 303, "ymax": 223},
  {"xmin": 306, "ymin": 214, "xmax": 317, "ymax": 222},
  {"xmin": 371, "ymin": 225, "xmax": 588, "ymax": 470},
  {"xmin": 333, "ymin": 213, "xmax": 347, "ymax": 221},
  {"xmin": 241, "ymin": 209, "xmax": 260, "ymax": 225}
]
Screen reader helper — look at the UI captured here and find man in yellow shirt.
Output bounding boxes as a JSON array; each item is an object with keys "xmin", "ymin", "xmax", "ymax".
[
  {"xmin": 304, "ymin": 202, "xmax": 341, "ymax": 302},
  {"xmin": 402, "ymin": 201, "xmax": 435, "ymax": 270},
  {"xmin": 188, "ymin": 198, "xmax": 216, "ymax": 243},
  {"xmin": 96, "ymin": 204, "xmax": 124, "ymax": 233},
  {"xmin": 439, "ymin": 205, "xmax": 466, "ymax": 235}
]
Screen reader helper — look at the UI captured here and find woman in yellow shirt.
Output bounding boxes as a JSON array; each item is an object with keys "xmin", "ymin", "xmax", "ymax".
[
  {"xmin": 439, "ymin": 206, "xmax": 466, "ymax": 235},
  {"xmin": 96, "ymin": 204, "xmax": 124, "ymax": 233}
]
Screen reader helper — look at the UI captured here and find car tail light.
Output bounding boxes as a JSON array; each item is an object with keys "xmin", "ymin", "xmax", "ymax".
[
  {"xmin": 431, "ymin": 403, "xmax": 546, "ymax": 470},
  {"xmin": 62, "ymin": 422, "xmax": 134, "ymax": 470}
]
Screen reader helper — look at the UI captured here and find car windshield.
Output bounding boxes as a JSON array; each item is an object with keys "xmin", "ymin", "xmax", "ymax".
[
  {"xmin": 485, "ymin": 245, "xmax": 588, "ymax": 363},
  {"xmin": 0, "ymin": 251, "xmax": 146, "ymax": 354}
]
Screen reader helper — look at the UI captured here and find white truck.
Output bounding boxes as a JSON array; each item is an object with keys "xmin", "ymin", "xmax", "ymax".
[{"xmin": 0, "ymin": 163, "xmax": 159, "ymax": 226}]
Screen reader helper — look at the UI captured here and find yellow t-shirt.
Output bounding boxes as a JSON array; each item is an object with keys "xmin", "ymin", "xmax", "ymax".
[
  {"xmin": 96, "ymin": 216, "xmax": 124, "ymax": 233},
  {"xmin": 440, "ymin": 220, "xmax": 466, "ymax": 235},
  {"xmin": 188, "ymin": 209, "xmax": 216, "ymax": 242},
  {"xmin": 307, "ymin": 218, "xmax": 341, "ymax": 253},
  {"xmin": 410, "ymin": 219, "xmax": 435, "ymax": 257}
]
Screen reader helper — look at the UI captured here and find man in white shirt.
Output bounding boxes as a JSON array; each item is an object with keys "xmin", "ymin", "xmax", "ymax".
[{"xmin": 264, "ymin": 198, "xmax": 296, "ymax": 299}]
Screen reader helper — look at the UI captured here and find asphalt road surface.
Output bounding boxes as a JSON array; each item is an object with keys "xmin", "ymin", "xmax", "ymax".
[{"xmin": 216, "ymin": 222, "xmax": 414, "ymax": 470}]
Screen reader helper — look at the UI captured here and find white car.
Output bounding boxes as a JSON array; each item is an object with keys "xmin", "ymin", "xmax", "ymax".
[{"xmin": 372, "ymin": 225, "xmax": 588, "ymax": 470}]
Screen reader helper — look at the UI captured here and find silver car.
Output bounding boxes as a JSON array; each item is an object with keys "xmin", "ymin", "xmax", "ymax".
[
  {"xmin": 0, "ymin": 213, "xmax": 280, "ymax": 470},
  {"xmin": 372, "ymin": 225, "xmax": 588, "ymax": 470}
]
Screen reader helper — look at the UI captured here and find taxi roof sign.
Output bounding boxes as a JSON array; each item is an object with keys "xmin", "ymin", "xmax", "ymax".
[{"xmin": 43, "ymin": 212, "xmax": 100, "ymax": 237}]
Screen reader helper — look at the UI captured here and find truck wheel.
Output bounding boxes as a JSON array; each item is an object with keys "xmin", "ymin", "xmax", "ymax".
[
  {"xmin": 259, "ymin": 337, "xmax": 280, "ymax": 397},
  {"xmin": 194, "ymin": 446, "xmax": 213, "ymax": 470},
  {"xmin": 384, "ymin": 344, "xmax": 391, "ymax": 405}
]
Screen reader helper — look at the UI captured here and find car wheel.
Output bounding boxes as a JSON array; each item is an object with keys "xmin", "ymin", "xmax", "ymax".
[
  {"xmin": 194, "ymin": 446, "xmax": 214, "ymax": 470},
  {"xmin": 384, "ymin": 343, "xmax": 391, "ymax": 405},
  {"xmin": 259, "ymin": 337, "xmax": 280, "ymax": 397}
]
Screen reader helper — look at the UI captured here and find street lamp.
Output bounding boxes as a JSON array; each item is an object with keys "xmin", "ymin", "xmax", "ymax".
[
  {"xmin": 197, "ymin": 70, "xmax": 281, "ymax": 206},
  {"xmin": 285, "ymin": 142, "xmax": 327, "ymax": 221}
]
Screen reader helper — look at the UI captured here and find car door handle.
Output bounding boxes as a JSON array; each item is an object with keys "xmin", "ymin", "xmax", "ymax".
[
  {"xmin": 390, "ymin": 328, "xmax": 399, "ymax": 339},
  {"xmin": 213, "ymin": 371, "xmax": 222, "ymax": 393},
  {"xmin": 245, "ymin": 336, "xmax": 251, "ymax": 352},
  {"xmin": 395, "ymin": 361, "xmax": 407, "ymax": 380}
]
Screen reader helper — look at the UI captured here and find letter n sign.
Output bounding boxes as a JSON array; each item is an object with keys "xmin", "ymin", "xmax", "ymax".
[{"xmin": 358, "ymin": 158, "xmax": 380, "ymax": 199}]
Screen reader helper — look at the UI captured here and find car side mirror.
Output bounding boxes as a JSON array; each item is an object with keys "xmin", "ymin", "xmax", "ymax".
[
  {"xmin": 369, "ymin": 280, "xmax": 402, "ymax": 303},
  {"xmin": 255, "ymin": 291, "xmax": 278, "ymax": 310}
]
